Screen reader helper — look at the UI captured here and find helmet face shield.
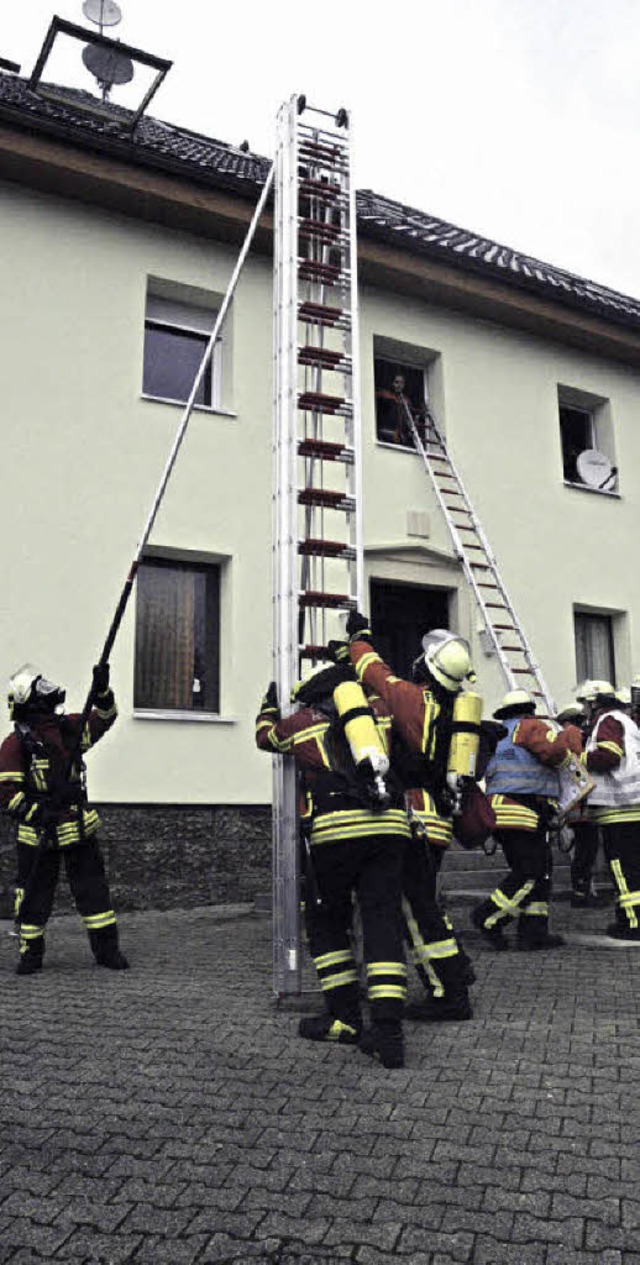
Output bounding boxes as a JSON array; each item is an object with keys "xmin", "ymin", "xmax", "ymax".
[
  {"xmin": 419, "ymin": 630, "xmax": 476, "ymax": 692},
  {"xmin": 7, "ymin": 664, "xmax": 65, "ymax": 718}
]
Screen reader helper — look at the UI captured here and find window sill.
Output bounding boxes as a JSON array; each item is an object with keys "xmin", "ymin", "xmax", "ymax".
[
  {"xmin": 563, "ymin": 480, "xmax": 620, "ymax": 498},
  {"xmin": 133, "ymin": 710, "xmax": 237, "ymax": 724},
  {"xmin": 376, "ymin": 439, "xmax": 420, "ymax": 454},
  {"xmin": 140, "ymin": 394, "xmax": 237, "ymax": 419}
]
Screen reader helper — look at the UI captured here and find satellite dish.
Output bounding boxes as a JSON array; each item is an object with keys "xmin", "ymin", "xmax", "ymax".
[
  {"xmin": 82, "ymin": 0, "xmax": 122, "ymax": 26},
  {"xmin": 575, "ymin": 449, "xmax": 614, "ymax": 489},
  {"xmin": 82, "ymin": 43, "xmax": 134, "ymax": 87}
]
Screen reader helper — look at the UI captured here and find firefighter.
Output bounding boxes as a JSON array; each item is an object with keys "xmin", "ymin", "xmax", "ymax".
[
  {"xmin": 582, "ymin": 680, "xmax": 640, "ymax": 941},
  {"xmin": 341, "ymin": 612, "xmax": 478, "ymax": 1021},
  {"xmin": 556, "ymin": 697, "xmax": 605, "ymax": 908},
  {"xmin": 255, "ymin": 662, "xmax": 410, "ymax": 1069},
  {"xmin": 0, "ymin": 663, "xmax": 128, "ymax": 975},
  {"xmin": 472, "ymin": 689, "xmax": 578, "ymax": 950}
]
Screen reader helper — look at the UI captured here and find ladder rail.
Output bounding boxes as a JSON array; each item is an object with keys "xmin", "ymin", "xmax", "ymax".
[{"xmin": 400, "ymin": 396, "xmax": 556, "ymax": 714}]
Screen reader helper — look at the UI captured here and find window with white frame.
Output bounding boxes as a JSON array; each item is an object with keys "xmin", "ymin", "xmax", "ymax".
[
  {"xmin": 134, "ymin": 557, "xmax": 221, "ymax": 712},
  {"xmin": 558, "ymin": 387, "xmax": 617, "ymax": 492},
  {"xmin": 143, "ymin": 292, "xmax": 221, "ymax": 409},
  {"xmin": 574, "ymin": 610, "xmax": 616, "ymax": 686},
  {"xmin": 374, "ymin": 356, "xmax": 428, "ymax": 449}
]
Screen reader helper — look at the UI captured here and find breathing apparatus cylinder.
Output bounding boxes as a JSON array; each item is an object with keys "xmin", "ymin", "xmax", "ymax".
[
  {"xmin": 446, "ymin": 690, "xmax": 483, "ymax": 811},
  {"xmin": 333, "ymin": 680, "xmax": 390, "ymax": 807}
]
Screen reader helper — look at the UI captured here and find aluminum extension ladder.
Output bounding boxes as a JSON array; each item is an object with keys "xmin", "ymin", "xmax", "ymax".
[
  {"xmin": 271, "ymin": 95, "xmax": 364, "ymax": 997},
  {"xmin": 399, "ymin": 396, "xmax": 556, "ymax": 717}
]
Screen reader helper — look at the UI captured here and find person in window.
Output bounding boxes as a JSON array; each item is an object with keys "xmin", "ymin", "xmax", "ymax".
[
  {"xmin": 582, "ymin": 680, "xmax": 640, "ymax": 941},
  {"xmin": 472, "ymin": 690, "xmax": 579, "ymax": 951},
  {"xmin": 376, "ymin": 373, "xmax": 426, "ymax": 448},
  {"xmin": 0, "ymin": 663, "xmax": 129, "ymax": 975},
  {"xmin": 256, "ymin": 662, "xmax": 409, "ymax": 1069}
]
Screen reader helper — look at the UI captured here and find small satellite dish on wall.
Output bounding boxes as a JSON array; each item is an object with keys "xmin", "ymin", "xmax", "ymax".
[
  {"xmin": 576, "ymin": 449, "xmax": 614, "ymax": 489},
  {"xmin": 82, "ymin": 0, "xmax": 122, "ymax": 26}
]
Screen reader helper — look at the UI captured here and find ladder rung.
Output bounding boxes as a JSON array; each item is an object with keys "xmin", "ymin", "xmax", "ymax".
[
  {"xmin": 299, "ymin": 178, "xmax": 343, "ymax": 202},
  {"xmin": 298, "ymin": 538, "xmax": 355, "ymax": 559},
  {"xmin": 300, "ymin": 590, "xmax": 351, "ymax": 609},
  {"xmin": 298, "ymin": 438, "xmax": 352, "ymax": 463},
  {"xmin": 299, "ymin": 260, "xmax": 343, "ymax": 284},
  {"xmin": 299, "ymin": 218, "xmax": 343, "ymax": 244},
  {"xmin": 300, "ymin": 643, "xmax": 332, "ymax": 659},
  {"xmin": 299, "ymin": 139, "xmax": 342, "ymax": 161},
  {"xmin": 298, "ymin": 300, "xmax": 346, "ymax": 327},
  {"xmin": 512, "ymin": 668, "xmax": 535, "ymax": 675},
  {"xmin": 502, "ymin": 645, "xmax": 526, "ymax": 652},
  {"xmin": 298, "ymin": 488, "xmax": 355, "ymax": 511},
  {"xmin": 298, "ymin": 346, "xmax": 348, "ymax": 370},
  {"xmin": 298, "ymin": 391, "xmax": 349, "ymax": 415}
]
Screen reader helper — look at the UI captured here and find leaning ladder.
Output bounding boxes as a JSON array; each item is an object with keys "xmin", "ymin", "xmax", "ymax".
[
  {"xmin": 272, "ymin": 96, "xmax": 364, "ymax": 997},
  {"xmin": 400, "ymin": 397, "xmax": 556, "ymax": 716}
]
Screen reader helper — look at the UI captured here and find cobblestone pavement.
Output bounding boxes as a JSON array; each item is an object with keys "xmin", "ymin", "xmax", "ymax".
[{"xmin": 1, "ymin": 896, "xmax": 640, "ymax": 1264}]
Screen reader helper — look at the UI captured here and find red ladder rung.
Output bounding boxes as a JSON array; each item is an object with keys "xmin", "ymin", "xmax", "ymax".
[
  {"xmin": 298, "ymin": 260, "xmax": 342, "ymax": 284},
  {"xmin": 298, "ymin": 300, "xmax": 345, "ymax": 326},
  {"xmin": 298, "ymin": 346, "xmax": 346, "ymax": 369},
  {"xmin": 299, "ymin": 218, "xmax": 342, "ymax": 243},
  {"xmin": 298, "ymin": 487, "xmax": 354, "ymax": 510},
  {"xmin": 298, "ymin": 438, "xmax": 349, "ymax": 461},
  {"xmin": 298, "ymin": 538, "xmax": 353, "ymax": 558},
  {"xmin": 300, "ymin": 590, "xmax": 351, "ymax": 609},
  {"xmin": 299, "ymin": 179, "xmax": 342, "ymax": 202},
  {"xmin": 298, "ymin": 391, "xmax": 346, "ymax": 413}
]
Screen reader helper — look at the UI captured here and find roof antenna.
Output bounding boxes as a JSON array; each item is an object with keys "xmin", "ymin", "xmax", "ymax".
[{"xmin": 81, "ymin": 0, "xmax": 134, "ymax": 101}]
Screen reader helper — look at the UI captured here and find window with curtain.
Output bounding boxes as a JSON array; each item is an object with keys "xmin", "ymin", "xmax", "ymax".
[
  {"xmin": 574, "ymin": 611, "xmax": 615, "ymax": 686},
  {"xmin": 134, "ymin": 559, "xmax": 220, "ymax": 712},
  {"xmin": 142, "ymin": 293, "xmax": 220, "ymax": 408}
]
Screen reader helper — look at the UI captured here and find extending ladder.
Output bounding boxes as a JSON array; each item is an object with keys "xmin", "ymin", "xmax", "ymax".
[
  {"xmin": 272, "ymin": 95, "xmax": 364, "ymax": 996},
  {"xmin": 399, "ymin": 395, "xmax": 556, "ymax": 716}
]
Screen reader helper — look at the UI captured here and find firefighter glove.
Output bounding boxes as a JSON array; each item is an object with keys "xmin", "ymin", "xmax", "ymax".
[
  {"xmin": 92, "ymin": 662, "xmax": 110, "ymax": 696},
  {"xmin": 327, "ymin": 639, "xmax": 351, "ymax": 665},
  {"xmin": 261, "ymin": 681, "xmax": 279, "ymax": 714},
  {"xmin": 346, "ymin": 609, "xmax": 373, "ymax": 642}
]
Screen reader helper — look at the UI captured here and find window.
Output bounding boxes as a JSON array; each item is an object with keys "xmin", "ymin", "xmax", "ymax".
[
  {"xmin": 558, "ymin": 387, "xmax": 617, "ymax": 492},
  {"xmin": 574, "ymin": 611, "xmax": 615, "ymax": 686},
  {"xmin": 374, "ymin": 357, "xmax": 428, "ymax": 449},
  {"xmin": 143, "ymin": 293, "xmax": 220, "ymax": 408},
  {"xmin": 134, "ymin": 558, "xmax": 220, "ymax": 712}
]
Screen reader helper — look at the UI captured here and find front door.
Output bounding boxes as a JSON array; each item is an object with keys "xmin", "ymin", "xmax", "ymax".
[{"xmin": 369, "ymin": 580, "xmax": 451, "ymax": 678}]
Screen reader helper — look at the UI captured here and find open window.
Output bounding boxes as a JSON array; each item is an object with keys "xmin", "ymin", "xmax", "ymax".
[
  {"xmin": 142, "ymin": 281, "xmax": 225, "ymax": 410},
  {"xmin": 374, "ymin": 357, "xmax": 429, "ymax": 449},
  {"xmin": 134, "ymin": 556, "xmax": 221, "ymax": 713},
  {"xmin": 558, "ymin": 386, "xmax": 617, "ymax": 492}
]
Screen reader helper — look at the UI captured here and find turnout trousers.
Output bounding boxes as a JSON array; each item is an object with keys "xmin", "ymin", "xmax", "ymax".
[
  {"xmin": 305, "ymin": 831, "xmax": 408, "ymax": 1026},
  {"xmin": 601, "ymin": 821, "xmax": 640, "ymax": 936},
  {"xmin": 402, "ymin": 834, "xmax": 470, "ymax": 1003},
  {"xmin": 474, "ymin": 827, "xmax": 553, "ymax": 945},
  {"xmin": 16, "ymin": 836, "xmax": 119, "ymax": 962}
]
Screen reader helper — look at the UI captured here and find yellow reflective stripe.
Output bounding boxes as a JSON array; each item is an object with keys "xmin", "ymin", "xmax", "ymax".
[
  {"xmin": 8, "ymin": 792, "xmax": 26, "ymax": 813},
  {"xmin": 366, "ymin": 962, "xmax": 407, "ymax": 977},
  {"xmin": 93, "ymin": 700, "xmax": 117, "ymax": 720},
  {"xmin": 520, "ymin": 902, "xmax": 549, "ymax": 917},
  {"xmin": 82, "ymin": 910, "xmax": 116, "ymax": 930},
  {"xmin": 0, "ymin": 770, "xmax": 25, "ymax": 784},
  {"xmin": 618, "ymin": 890, "xmax": 640, "ymax": 906},
  {"xmin": 321, "ymin": 970, "xmax": 358, "ymax": 990},
  {"xmin": 14, "ymin": 888, "xmax": 24, "ymax": 918},
  {"xmin": 611, "ymin": 859, "xmax": 639, "ymax": 928},
  {"xmin": 423, "ymin": 937, "xmax": 458, "ymax": 960},
  {"xmin": 485, "ymin": 879, "xmax": 535, "ymax": 926},
  {"xmin": 354, "ymin": 651, "xmax": 382, "ymax": 681},
  {"xmin": 368, "ymin": 984, "xmax": 407, "ymax": 1000},
  {"xmin": 19, "ymin": 924, "xmax": 44, "ymax": 940},
  {"xmin": 593, "ymin": 806, "xmax": 640, "ymax": 824},
  {"xmin": 598, "ymin": 740, "xmax": 624, "ymax": 759},
  {"xmin": 314, "ymin": 949, "xmax": 355, "ymax": 970}
]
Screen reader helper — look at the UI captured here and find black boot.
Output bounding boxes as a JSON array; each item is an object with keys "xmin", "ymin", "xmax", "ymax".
[
  {"xmin": 16, "ymin": 945, "xmax": 44, "ymax": 976},
  {"xmin": 298, "ymin": 1014, "xmax": 361, "ymax": 1044},
  {"xmin": 90, "ymin": 927, "xmax": 129, "ymax": 971},
  {"xmin": 471, "ymin": 906, "xmax": 509, "ymax": 951},
  {"xmin": 405, "ymin": 990, "xmax": 472, "ymax": 1022},
  {"xmin": 360, "ymin": 1019, "xmax": 404, "ymax": 1069},
  {"xmin": 517, "ymin": 921, "xmax": 564, "ymax": 951}
]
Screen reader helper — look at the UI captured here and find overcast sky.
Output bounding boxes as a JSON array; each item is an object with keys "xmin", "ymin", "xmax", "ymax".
[{"xmin": 6, "ymin": 0, "xmax": 640, "ymax": 300}]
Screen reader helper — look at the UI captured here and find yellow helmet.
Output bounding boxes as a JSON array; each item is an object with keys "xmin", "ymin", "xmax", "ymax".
[
  {"xmin": 576, "ymin": 679, "xmax": 616, "ymax": 704},
  {"xmin": 493, "ymin": 689, "xmax": 536, "ymax": 719},
  {"xmin": 417, "ymin": 630, "xmax": 476, "ymax": 693}
]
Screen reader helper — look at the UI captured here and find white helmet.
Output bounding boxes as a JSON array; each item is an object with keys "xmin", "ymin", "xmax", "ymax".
[
  {"xmin": 7, "ymin": 663, "xmax": 65, "ymax": 719},
  {"xmin": 493, "ymin": 689, "xmax": 536, "ymax": 719},
  {"xmin": 415, "ymin": 629, "xmax": 476, "ymax": 693},
  {"xmin": 576, "ymin": 679, "xmax": 616, "ymax": 705}
]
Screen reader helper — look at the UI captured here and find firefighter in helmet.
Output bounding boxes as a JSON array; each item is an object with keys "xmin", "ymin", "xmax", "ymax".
[
  {"xmin": 0, "ymin": 663, "xmax": 128, "ymax": 974},
  {"xmin": 472, "ymin": 689, "xmax": 578, "ymax": 950},
  {"xmin": 339, "ymin": 613, "xmax": 481, "ymax": 1021},
  {"xmin": 581, "ymin": 679, "xmax": 640, "ymax": 941},
  {"xmin": 256, "ymin": 660, "xmax": 409, "ymax": 1069},
  {"xmin": 556, "ymin": 691, "xmax": 604, "ymax": 909}
]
